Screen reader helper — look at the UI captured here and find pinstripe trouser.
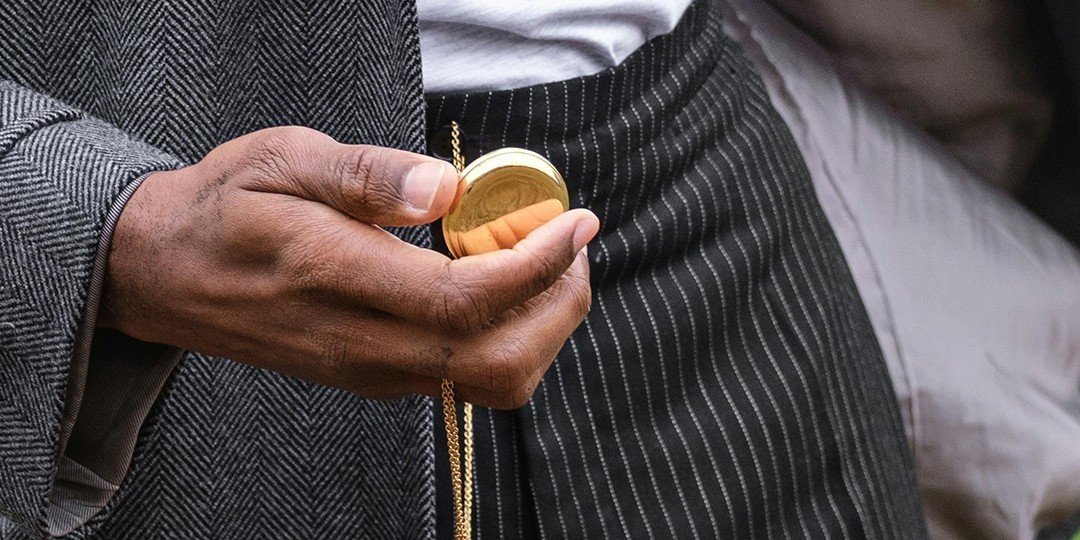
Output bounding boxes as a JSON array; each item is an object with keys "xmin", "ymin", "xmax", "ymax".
[{"xmin": 428, "ymin": 1, "xmax": 927, "ymax": 538}]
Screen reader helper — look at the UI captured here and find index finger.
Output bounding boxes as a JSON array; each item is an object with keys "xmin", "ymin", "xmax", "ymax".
[
  {"xmin": 427, "ymin": 207, "xmax": 598, "ymax": 332},
  {"xmin": 306, "ymin": 207, "xmax": 598, "ymax": 331}
]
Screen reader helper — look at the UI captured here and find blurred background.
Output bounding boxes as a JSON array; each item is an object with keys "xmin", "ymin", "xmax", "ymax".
[{"xmin": 767, "ymin": 0, "xmax": 1079, "ymax": 245}]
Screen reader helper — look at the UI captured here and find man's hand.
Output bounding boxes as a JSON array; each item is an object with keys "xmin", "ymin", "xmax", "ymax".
[{"xmin": 98, "ymin": 127, "xmax": 599, "ymax": 409}]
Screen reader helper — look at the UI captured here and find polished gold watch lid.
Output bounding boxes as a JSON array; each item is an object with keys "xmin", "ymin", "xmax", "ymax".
[{"xmin": 442, "ymin": 147, "xmax": 569, "ymax": 258}]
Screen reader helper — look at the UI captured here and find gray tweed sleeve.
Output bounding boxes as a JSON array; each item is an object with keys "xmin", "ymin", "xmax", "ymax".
[{"xmin": 0, "ymin": 79, "xmax": 184, "ymax": 537}]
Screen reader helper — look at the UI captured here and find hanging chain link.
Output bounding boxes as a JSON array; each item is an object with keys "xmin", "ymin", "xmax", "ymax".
[
  {"xmin": 450, "ymin": 121, "xmax": 466, "ymax": 173},
  {"xmin": 442, "ymin": 120, "xmax": 474, "ymax": 540}
]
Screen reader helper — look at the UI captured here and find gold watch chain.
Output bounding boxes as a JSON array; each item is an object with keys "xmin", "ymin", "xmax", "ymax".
[{"xmin": 442, "ymin": 120, "xmax": 474, "ymax": 540}]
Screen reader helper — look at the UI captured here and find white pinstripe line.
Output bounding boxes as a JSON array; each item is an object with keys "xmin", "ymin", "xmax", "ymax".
[
  {"xmin": 773, "ymin": 146, "xmax": 904, "ymax": 529},
  {"xmin": 695, "ymin": 28, "xmax": 889, "ymax": 535},
  {"xmin": 668, "ymin": 57, "xmax": 794, "ymax": 538},
  {"xmin": 764, "ymin": 98, "xmax": 886, "ymax": 529},
  {"xmin": 692, "ymin": 58, "xmax": 845, "ymax": 538},
  {"xmin": 724, "ymin": 98, "xmax": 837, "ymax": 535},
  {"xmin": 512, "ymin": 423, "xmax": 523, "ymax": 539},
  {"xmin": 646, "ymin": 67, "xmax": 757, "ymax": 539},
  {"xmin": 551, "ymin": 339, "xmax": 617, "ymax": 539},
  {"xmin": 648, "ymin": 58, "xmax": 768, "ymax": 531},
  {"xmin": 524, "ymin": 87, "xmax": 533, "ymax": 148},
  {"xmin": 528, "ymin": 467, "xmax": 547, "ymax": 540},
  {"xmin": 535, "ymin": 80, "xmax": 616, "ymax": 540},
  {"xmin": 581, "ymin": 56, "xmax": 664, "ymax": 538},
  {"xmin": 431, "ymin": 95, "xmax": 446, "ymax": 131},
  {"xmin": 527, "ymin": 85, "xmax": 590, "ymax": 537},
  {"xmin": 484, "ymin": 411, "xmax": 504, "ymax": 539},
  {"xmin": 558, "ymin": 76, "xmax": 634, "ymax": 538},
  {"xmin": 648, "ymin": 101, "xmax": 742, "ymax": 533},
  {"xmin": 664, "ymin": 125, "xmax": 769, "ymax": 538},
  {"xmin": 769, "ymin": 125, "xmax": 874, "ymax": 533},
  {"xmin": 691, "ymin": 128, "xmax": 798, "ymax": 540},
  {"xmin": 569, "ymin": 70, "xmax": 653, "ymax": 538},
  {"xmin": 499, "ymin": 92, "xmax": 514, "ymax": 154},
  {"xmin": 719, "ymin": 137, "xmax": 815, "ymax": 537},
  {"xmin": 478, "ymin": 91, "xmax": 492, "ymax": 152},
  {"xmin": 557, "ymin": 79, "xmax": 617, "ymax": 535},
  {"xmin": 831, "ymin": 278, "xmax": 901, "ymax": 533},
  {"xmin": 738, "ymin": 91, "xmax": 871, "ymax": 535},
  {"xmin": 633, "ymin": 41, "xmax": 728, "ymax": 538},
  {"xmin": 732, "ymin": 91, "xmax": 850, "ymax": 534},
  {"xmin": 592, "ymin": 102, "xmax": 681, "ymax": 539},
  {"xmin": 526, "ymin": 385, "xmax": 571, "ymax": 539},
  {"xmin": 556, "ymin": 83, "xmax": 573, "ymax": 190},
  {"xmin": 613, "ymin": 47, "xmax": 705, "ymax": 540}
]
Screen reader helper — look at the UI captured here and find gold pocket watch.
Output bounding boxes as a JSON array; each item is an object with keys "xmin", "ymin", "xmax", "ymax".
[
  {"xmin": 442, "ymin": 148, "xmax": 569, "ymax": 258},
  {"xmin": 438, "ymin": 122, "xmax": 569, "ymax": 540}
]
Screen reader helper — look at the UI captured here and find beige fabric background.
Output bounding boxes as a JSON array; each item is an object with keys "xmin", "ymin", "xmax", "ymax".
[
  {"xmin": 721, "ymin": 0, "xmax": 1080, "ymax": 537},
  {"xmin": 767, "ymin": 0, "xmax": 1053, "ymax": 192}
]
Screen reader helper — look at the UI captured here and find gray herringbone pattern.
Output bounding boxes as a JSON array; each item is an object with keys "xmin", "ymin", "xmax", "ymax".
[
  {"xmin": 1, "ymin": 1, "xmax": 433, "ymax": 538},
  {"xmin": 0, "ymin": 83, "xmax": 179, "ymax": 536}
]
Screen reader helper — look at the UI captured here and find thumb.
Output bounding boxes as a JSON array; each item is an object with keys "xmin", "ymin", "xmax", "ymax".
[
  {"xmin": 330, "ymin": 145, "xmax": 459, "ymax": 227},
  {"xmin": 234, "ymin": 127, "xmax": 459, "ymax": 227}
]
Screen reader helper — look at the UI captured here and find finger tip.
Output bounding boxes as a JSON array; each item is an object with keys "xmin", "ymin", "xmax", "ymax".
[
  {"xmin": 422, "ymin": 160, "xmax": 460, "ymax": 218},
  {"xmin": 570, "ymin": 211, "xmax": 600, "ymax": 252},
  {"xmin": 437, "ymin": 159, "xmax": 458, "ymax": 183}
]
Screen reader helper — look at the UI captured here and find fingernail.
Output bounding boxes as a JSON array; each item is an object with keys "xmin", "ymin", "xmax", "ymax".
[
  {"xmin": 572, "ymin": 216, "xmax": 599, "ymax": 252},
  {"xmin": 403, "ymin": 161, "xmax": 450, "ymax": 211}
]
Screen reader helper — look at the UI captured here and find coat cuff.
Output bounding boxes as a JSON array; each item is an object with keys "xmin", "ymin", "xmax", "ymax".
[{"xmin": 46, "ymin": 174, "xmax": 182, "ymax": 537}]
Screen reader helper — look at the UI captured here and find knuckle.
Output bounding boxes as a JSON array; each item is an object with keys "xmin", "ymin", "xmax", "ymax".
[
  {"xmin": 336, "ymin": 150, "xmax": 371, "ymax": 188},
  {"xmin": 338, "ymin": 147, "xmax": 398, "ymax": 215},
  {"xmin": 418, "ymin": 345, "xmax": 456, "ymax": 379},
  {"xmin": 282, "ymin": 240, "xmax": 349, "ymax": 297},
  {"xmin": 563, "ymin": 271, "xmax": 592, "ymax": 320},
  {"xmin": 483, "ymin": 335, "xmax": 534, "ymax": 397},
  {"xmin": 431, "ymin": 272, "xmax": 490, "ymax": 332},
  {"xmin": 525, "ymin": 249, "xmax": 565, "ymax": 291},
  {"xmin": 507, "ymin": 381, "xmax": 538, "ymax": 409},
  {"xmin": 487, "ymin": 378, "xmax": 539, "ymax": 410},
  {"xmin": 249, "ymin": 129, "xmax": 307, "ymax": 178}
]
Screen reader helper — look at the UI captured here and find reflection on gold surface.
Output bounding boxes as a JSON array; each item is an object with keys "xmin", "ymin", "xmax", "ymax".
[
  {"xmin": 452, "ymin": 199, "xmax": 564, "ymax": 255},
  {"xmin": 443, "ymin": 148, "xmax": 569, "ymax": 258}
]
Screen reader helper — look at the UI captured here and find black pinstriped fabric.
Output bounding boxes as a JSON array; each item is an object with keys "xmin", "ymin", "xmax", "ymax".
[
  {"xmin": 428, "ymin": 1, "xmax": 927, "ymax": 537},
  {"xmin": 1, "ymin": 1, "xmax": 434, "ymax": 538}
]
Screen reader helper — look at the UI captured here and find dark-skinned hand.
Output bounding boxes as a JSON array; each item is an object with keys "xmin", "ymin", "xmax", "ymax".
[{"xmin": 98, "ymin": 126, "xmax": 599, "ymax": 409}]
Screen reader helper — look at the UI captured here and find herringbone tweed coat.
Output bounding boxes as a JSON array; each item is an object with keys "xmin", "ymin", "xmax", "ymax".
[
  {"xmin": 0, "ymin": 0, "xmax": 926, "ymax": 538},
  {"xmin": 1, "ymin": 1, "xmax": 432, "ymax": 538}
]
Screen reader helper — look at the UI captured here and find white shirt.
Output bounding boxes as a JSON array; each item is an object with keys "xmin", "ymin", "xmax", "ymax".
[{"xmin": 416, "ymin": 0, "xmax": 694, "ymax": 93}]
